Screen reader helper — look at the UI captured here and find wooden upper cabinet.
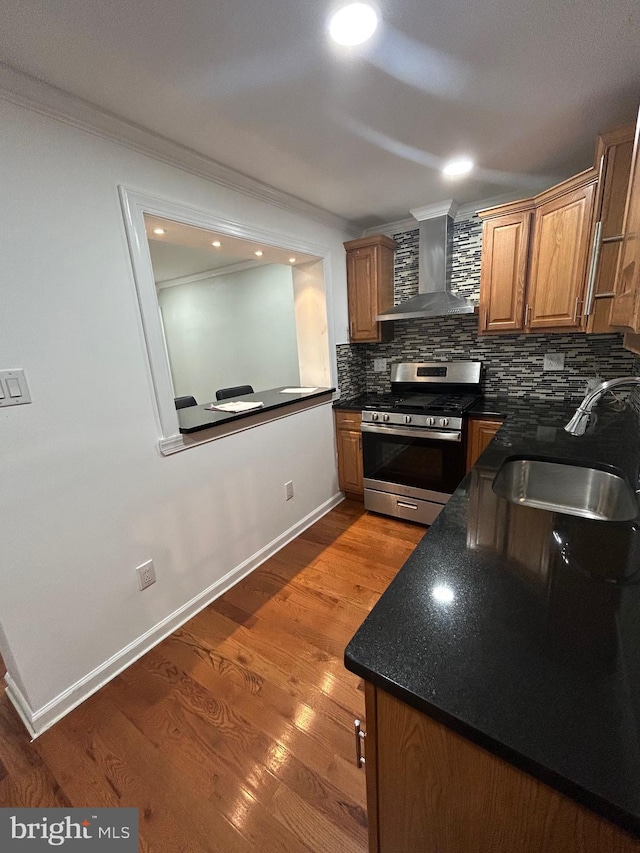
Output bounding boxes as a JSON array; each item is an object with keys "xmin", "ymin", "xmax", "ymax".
[
  {"xmin": 577, "ymin": 123, "xmax": 635, "ymax": 333},
  {"xmin": 527, "ymin": 177, "xmax": 597, "ymax": 330},
  {"xmin": 344, "ymin": 234, "xmax": 396, "ymax": 343},
  {"xmin": 479, "ymin": 211, "xmax": 531, "ymax": 333},
  {"xmin": 610, "ymin": 109, "xmax": 640, "ymax": 334},
  {"xmin": 478, "ymin": 170, "xmax": 598, "ymax": 334}
]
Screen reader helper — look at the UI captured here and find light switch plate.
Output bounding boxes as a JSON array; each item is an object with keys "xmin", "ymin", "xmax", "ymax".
[
  {"xmin": 0, "ymin": 369, "xmax": 31, "ymax": 407},
  {"xmin": 373, "ymin": 358, "xmax": 388, "ymax": 373}
]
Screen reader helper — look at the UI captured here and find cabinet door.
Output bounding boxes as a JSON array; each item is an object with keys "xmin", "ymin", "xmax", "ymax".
[
  {"xmin": 587, "ymin": 125, "xmax": 635, "ymax": 333},
  {"xmin": 527, "ymin": 181, "xmax": 596, "ymax": 330},
  {"xmin": 466, "ymin": 418, "xmax": 503, "ymax": 470},
  {"xmin": 337, "ymin": 428, "xmax": 363, "ymax": 495},
  {"xmin": 347, "ymin": 246, "xmax": 380, "ymax": 342},
  {"xmin": 611, "ymin": 113, "xmax": 640, "ymax": 333},
  {"xmin": 479, "ymin": 212, "xmax": 531, "ymax": 333},
  {"xmin": 368, "ymin": 685, "xmax": 640, "ymax": 853}
]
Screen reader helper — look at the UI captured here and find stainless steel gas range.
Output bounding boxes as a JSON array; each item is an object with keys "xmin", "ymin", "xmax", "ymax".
[{"xmin": 361, "ymin": 361, "xmax": 483, "ymax": 525}]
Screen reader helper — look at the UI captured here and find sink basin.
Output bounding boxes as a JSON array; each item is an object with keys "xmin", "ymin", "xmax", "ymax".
[{"xmin": 492, "ymin": 457, "xmax": 638, "ymax": 522}]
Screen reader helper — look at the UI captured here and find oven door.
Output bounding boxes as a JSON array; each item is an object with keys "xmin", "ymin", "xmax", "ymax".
[{"xmin": 361, "ymin": 423, "xmax": 465, "ymax": 501}]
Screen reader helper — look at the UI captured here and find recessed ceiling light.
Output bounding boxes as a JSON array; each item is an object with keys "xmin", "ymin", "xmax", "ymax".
[
  {"xmin": 255, "ymin": 250, "xmax": 263, "ymax": 257},
  {"xmin": 153, "ymin": 227, "xmax": 166, "ymax": 235},
  {"xmin": 212, "ymin": 240, "xmax": 221, "ymax": 247},
  {"xmin": 329, "ymin": 3, "xmax": 379, "ymax": 46},
  {"xmin": 442, "ymin": 157, "xmax": 474, "ymax": 178},
  {"xmin": 289, "ymin": 257, "xmax": 297, "ymax": 264}
]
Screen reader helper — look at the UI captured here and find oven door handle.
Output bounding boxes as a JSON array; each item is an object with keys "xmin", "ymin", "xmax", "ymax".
[{"xmin": 361, "ymin": 423, "xmax": 461, "ymax": 442}]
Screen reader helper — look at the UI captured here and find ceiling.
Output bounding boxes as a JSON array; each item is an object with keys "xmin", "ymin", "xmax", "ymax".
[
  {"xmin": 144, "ymin": 215, "xmax": 319, "ymax": 283},
  {"xmin": 1, "ymin": 0, "xmax": 639, "ymax": 228}
]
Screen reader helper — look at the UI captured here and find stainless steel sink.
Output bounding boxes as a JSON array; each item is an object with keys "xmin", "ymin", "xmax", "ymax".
[{"xmin": 492, "ymin": 458, "xmax": 638, "ymax": 522}]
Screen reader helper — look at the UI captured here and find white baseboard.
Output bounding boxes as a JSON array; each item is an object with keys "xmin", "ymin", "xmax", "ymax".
[{"xmin": 4, "ymin": 492, "xmax": 344, "ymax": 739}]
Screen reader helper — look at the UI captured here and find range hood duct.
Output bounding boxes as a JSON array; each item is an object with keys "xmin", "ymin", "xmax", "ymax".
[{"xmin": 376, "ymin": 207, "xmax": 476, "ymax": 321}]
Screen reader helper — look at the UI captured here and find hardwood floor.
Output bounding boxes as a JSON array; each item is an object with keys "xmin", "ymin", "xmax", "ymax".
[{"xmin": 0, "ymin": 500, "xmax": 423, "ymax": 852}]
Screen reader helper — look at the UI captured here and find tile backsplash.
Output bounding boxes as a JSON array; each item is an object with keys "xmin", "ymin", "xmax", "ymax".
[{"xmin": 337, "ymin": 216, "xmax": 638, "ymax": 401}]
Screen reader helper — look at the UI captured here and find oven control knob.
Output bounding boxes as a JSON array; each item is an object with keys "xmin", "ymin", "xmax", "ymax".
[
  {"xmin": 372, "ymin": 412, "xmax": 379, "ymax": 421},
  {"xmin": 426, "ymin": 416, "xmax": 435, "ymax": 426},
  {"xmin": 404, "ymin": 415, "xmax": 412, "ymax": 424},
  {"xmin": 439, "ymin": 417, "xmax": 449, "ymax": 427},
  {"xmin": 382, "ymin": 413, "xmax": 390, "ymax": 422}
]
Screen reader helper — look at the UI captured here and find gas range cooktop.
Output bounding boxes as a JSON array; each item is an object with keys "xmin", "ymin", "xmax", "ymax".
[
  {"xmin": 362, "ymin": 392, "xmax": 481, "ymax": 418},
  {"xmin": 360, "ymin": 361, "xmax": 483, "ymax": 431}
]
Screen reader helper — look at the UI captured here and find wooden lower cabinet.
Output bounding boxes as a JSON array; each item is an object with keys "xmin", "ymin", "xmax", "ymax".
[
  {"xmin": 335, "ymin": 410, "xmax": 363, "ymax": 497},
  {"xmin": 466, "ymin": 417, "xmax": 503, "ymax": 471},
  {"xmin": 363, "ymin": 683, "xmax": 640, "ymax": 853}
]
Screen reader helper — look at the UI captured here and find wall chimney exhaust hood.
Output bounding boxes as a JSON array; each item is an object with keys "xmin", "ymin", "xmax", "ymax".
[{"xmin": 376, "ymin": 200, "xmax": 476, "ymax": 321}]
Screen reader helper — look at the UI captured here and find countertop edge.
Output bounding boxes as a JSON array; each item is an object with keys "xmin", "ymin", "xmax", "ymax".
[{"xmin": 179, "ymin": 387, "xmax": 335, "ymax": 434}]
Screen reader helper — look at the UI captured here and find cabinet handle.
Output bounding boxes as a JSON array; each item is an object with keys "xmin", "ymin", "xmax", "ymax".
[
  {"xmin": 397, "ymin": 500, "xmax": 419, "ymax": 510},
  {"xmin": 525, "ymin": 304, "xmax": 532, "ymax": 327},
  {"xmin": 358, "ymin": 435, "xmax": 362, "ymax": 451},
  {"xmin": 354, "ymin": 719, "xmax": 366, "ymax": 768},
  {"xmin": 574, "ymin": 297, "xmax": 584, "ymax": 322},
  {"xmin": 483, "ymin": 308, "xmax": 489, "ymax": 330},
  {"xmin": 584, "ymin": 220, "xmax": 602, "ymax": 317}
]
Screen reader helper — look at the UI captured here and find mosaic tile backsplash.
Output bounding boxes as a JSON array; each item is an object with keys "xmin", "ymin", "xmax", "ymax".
[{"xmin": 337, "ymin": 216, "xmax": 638, "ymax": 401}]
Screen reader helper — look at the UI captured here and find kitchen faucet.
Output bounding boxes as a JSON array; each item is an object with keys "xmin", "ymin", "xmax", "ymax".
[{"xmin": 565, "ymin": 376, "xmax": 640, "ymax": 435}]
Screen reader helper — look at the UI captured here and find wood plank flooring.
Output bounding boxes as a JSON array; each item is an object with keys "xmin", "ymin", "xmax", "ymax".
[{"xmin": 0, "ymin": 500, "xmax": 423, "ymax": 852}]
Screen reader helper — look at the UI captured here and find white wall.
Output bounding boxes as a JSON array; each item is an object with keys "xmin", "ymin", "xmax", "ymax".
[
  {"xmin": 293, "ymin": 260, "xmax": 332, "ymax": 388},
  {"xmin": 159, "ymin": 264, "xmax": 300, "ymax": 404},
  {"xmin": 0, "ymin": 97, "xmax": 350, "ymax": 733}
]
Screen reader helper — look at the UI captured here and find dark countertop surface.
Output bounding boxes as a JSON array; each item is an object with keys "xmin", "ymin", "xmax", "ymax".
[
  {"xmin": 345, "ymin": 394, "xmax": 640, "ymax": 835},
  {"xmin": 179, "ymin": 386, "xmax": 334, "ymax": 434}
]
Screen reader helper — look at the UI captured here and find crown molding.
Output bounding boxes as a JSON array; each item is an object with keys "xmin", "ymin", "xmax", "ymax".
[
  {"xmin": 156, "ymin": 259, "xmax": 263, "ymax": 290},
  {"xmin": 360, "ymin": 188, "xmax": 553, "ymax": 237},
  {"xmin": 0, "ymin": 63, "xmax": 363, "ymax": 237},
  {"xmin": 410, "ymin": 199, "xmax": 459, "ymax": 221},
  {"xmin": 360, "ymin": 217, "xmax": 418, "ymax": 237},
  {"xmin": 456, "ymin": 190, "xmax": 539, "ymax": 218}
]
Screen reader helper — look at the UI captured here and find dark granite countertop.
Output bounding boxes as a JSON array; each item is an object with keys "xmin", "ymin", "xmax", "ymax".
[
  {"xmin": 345, "ymin": 396, "xmax": 640, "ymax": 835},
  {"xmin": 178, "ymin": 386, "xmax": 334, "ymax": 434},
  {"xmin": 332, "ymin": 395, "xmax": 375, "ymax": 412}
]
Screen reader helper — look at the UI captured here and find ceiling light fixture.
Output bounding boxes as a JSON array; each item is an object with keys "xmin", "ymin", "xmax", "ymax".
[
  {"xmin": 289, "ymin": 257, "xmax": 297, "ymax": 264},
  {"xmin": 329, "ymin": 3, "xmax": 379, "ymax": 46},
  {"xmin": 442, "ymin": 157, "xmax": 474, "ymax": 178},
  {"xmin": 153, "ymin": 227, "xmax": 166, "ymax": 235},
  {"xmin": 255, "ymin": 250, "xmax": 263, "ymax": 257},
  {"xmin": 212, "ymin": 240, "xmax": 221, "ymax": 247}
]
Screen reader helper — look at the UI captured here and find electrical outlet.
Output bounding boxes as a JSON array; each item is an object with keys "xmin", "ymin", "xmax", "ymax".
[
  {"xmin": 285, "ymin": 480, "xmax": 294, "ymax": 501},
  {"xmin": 543, "ymin": 353, "xmax": 565, "ymax": 371},
  {"xmin": 373, "ymin": 358, "xmax": 387, "ymax": 373},
  {"xmin": 137, "ymin": 560, "xmax": 156, "ymax": 591}
]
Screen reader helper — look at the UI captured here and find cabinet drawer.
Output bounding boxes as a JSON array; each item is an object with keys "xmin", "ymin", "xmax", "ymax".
[{"xmin": 335, "ymin": 410, "xmax": 362, "ymax": 430}]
